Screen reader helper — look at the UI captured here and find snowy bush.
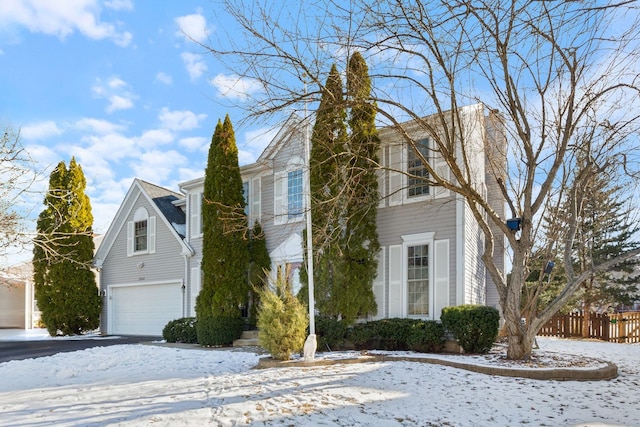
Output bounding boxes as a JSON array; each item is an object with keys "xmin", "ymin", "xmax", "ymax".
[
  {"xmin": 441, "ymin": 305, "xmax": 500, "ymax": 353},
  {"xmin": 162, "ymin": 317, "xmax": 197, "ymax": 344},
  {"xmin": 257, "ymin": 269, "xmax": 308, "ymax": 360}
]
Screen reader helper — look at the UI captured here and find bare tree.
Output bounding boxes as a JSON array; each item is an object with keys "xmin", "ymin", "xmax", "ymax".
[
  {"xmin": 0, "ymin": 126, "xmax": 37, "ymax": 266},
  {"xmin": 202, "ymin": 0, "xmax": 640, "ymax": 359}
]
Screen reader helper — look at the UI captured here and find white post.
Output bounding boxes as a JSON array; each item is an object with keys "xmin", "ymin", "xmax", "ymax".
[{"xmin": 303, "ymin": 97, "xmax": 317, "ymax": 360}]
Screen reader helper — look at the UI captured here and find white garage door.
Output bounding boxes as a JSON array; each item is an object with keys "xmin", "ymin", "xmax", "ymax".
[{"xmin": 110, "ymin": 282, "xmax": 182, "ymax": 336}]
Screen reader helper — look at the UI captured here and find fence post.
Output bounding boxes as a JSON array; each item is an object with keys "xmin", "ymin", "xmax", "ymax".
[{"xmin": 618, "ymin": 314, "xmax": 626, "ymax": 343}]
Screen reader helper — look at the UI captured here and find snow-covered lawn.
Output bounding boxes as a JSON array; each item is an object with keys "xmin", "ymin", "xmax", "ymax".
[{"xmin": 0, "ymin": 333, "xmax": 638, "ymax": 426}]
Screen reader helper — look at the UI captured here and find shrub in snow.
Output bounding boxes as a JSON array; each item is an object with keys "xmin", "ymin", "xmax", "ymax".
[
  {"xmin": 349, "ymin": 318, "xmax": 419, "ymax": 351},
  {"xmin": 196, "ymin": 315, "xmax": 244, "ymax": 347},
  {"xmin": 407, "ymin": 321, "xmax": 446, "ymax": 353},
  {"xmin": 162, "ymin": 317, "xmax": 197, "ymax": 344},
  {"xmin": 315, "ymin": 316, "xmax": 349, "ymax": 351},
  {"xmin": 257, "ymin": 268, "xmax": 308, "ymax": 360},
  {"xmin": 440, "ymin": 305, "xmax": 500, "ymax": 354}
]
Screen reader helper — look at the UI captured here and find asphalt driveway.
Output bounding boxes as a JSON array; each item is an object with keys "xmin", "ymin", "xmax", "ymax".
[{"xmin": 0, "ymin": 329, "xmax": 160, "ymax": 363}]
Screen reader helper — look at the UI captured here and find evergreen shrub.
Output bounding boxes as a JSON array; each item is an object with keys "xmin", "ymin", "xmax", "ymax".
[
  {"xmin": 315, "ymin": 316, "xmax": 348, "ymax": 351},
  {"xmin": 257, "ymin": 270, "xmax": 308, "ymax": 360},
  {"xmin": 162, "ymin": 317, "xmax": 197, "ymax": 344},
  {"xmin": 196, "ymin": 315, "xmax": 244, "ymax": 346},
  {"xmin": 407, "ymin": 321, "xmax": 446, "ymax": 353},
  {"xmin": 349, "ymin": 318, "xmax": 418, "ymax": 351},
  {"xmin": 440, "ymin": 305, "xmax": 500, "ymax": 353}
]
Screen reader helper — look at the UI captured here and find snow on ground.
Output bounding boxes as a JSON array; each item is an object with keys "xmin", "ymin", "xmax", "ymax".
[{"xmin": 0, "ymin": 332, "xmax": 638, "ymax": 427}]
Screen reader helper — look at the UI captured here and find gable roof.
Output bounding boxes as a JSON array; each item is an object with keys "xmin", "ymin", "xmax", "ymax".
[
  {"xmin": 94, "ymin": 179, "xmax": 193, "ymax": 268},
  {"xmin": 256, "ymin": 112, "xmax": 311, "ymax": 164}
]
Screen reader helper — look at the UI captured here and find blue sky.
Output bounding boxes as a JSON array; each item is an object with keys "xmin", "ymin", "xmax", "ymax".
[{"xmin": 0, "ymin": 0, "xmax": 277, "ymax": 260}]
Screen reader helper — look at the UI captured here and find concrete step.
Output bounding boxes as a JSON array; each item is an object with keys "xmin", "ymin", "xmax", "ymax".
[{"xmin": 233, "ymin": 329, "xmax": 260, "ymax": 347}]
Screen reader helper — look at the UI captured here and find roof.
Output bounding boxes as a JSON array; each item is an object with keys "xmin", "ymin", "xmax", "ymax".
[{"xmin": 137, "ymin": 180, "xmax": 186, "ymax": 235}]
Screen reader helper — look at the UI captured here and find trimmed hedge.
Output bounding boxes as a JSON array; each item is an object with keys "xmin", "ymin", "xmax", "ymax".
[
  {"xmin": 162, "ymin": 317, "xmax": 197, "ymax": 344},
  {"xmin": 315, "ymin": 316, "xmax": 349, "ymax": 351},
  {"xmin": 407, "ymin": 320, "xmax": 446, "ymax": 353},
  {"xmin": 196, "ymin": 315, "xmax": 244, "ymax": 347},
  {"xmin": 440, "ymin": 305, "xmax": 500, "ymax": 354},
  {"xmin": 349, "ymin": 318, "xmax": 445, "ymax": 351}
]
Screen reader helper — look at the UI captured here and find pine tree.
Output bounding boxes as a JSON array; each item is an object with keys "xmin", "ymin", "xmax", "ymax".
[
  {"xmin": 197, "ymin": 115, "xmax": 249, "ymax": 322},
  {"xmin": 33, "ymin": 158, "xmax": 101, "ymax": 336},
  {"xmin": 540, "ymin": 159, "xmax": 639, "ymax": 335},
  {"xmin": 571, "ymin": 168, "xmax": 639, "ymax": 335}
]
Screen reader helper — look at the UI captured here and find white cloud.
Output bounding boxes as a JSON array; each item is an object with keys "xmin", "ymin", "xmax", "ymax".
[
  {"xmin": 210, "ymin": 73, "xmax": 262, "ymax": 100},
  {"xmin": 83, "ymin": 133, "xmax": 138, "ymax": 162},
  {"xmin": 104, "ymin": 0, "xmax": 133, "ymax": 11},
  {"xmin": 155, "ymin": 72, "xmax": 172, "ymax": 85},
  {"xmin": 20, "ymin": 121, "xmax": 62, "ymax": 140},
  {"xmin": 134, "ymin": 150, "xmax": 187, "ymax": 183},
  {"xmin": 179, "ymin": 136, "xmax": 208, "ymax": 152},
  {"xmin": 180, "ymin": 52, "xmax": 207, "ymax": 81},
  {"xmin": 137, "ymin": 129, "xmax": 174, "ymax": 149},
  {"xmin": 159, "ymin": 108, "xmax": 207, "ymax": 131},
  {"xmin": 75, "ymin": 118, "xmax": 125, "ymax": 134},
  {"xmin": 174, "ymin": 13, "xmax": 208, "ymax": 43},
  {"xmin": 0, "ymin": 0, "xmax": 133, "ymax": 47},
  {"xmin": 92, "ymin": 77, "xmax": 136, "ymax": 113}
]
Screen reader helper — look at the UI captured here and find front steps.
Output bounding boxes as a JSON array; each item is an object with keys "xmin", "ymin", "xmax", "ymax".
[{"xmin": 233, "ymin": 329, "xmax": 260, "ymax": 347}]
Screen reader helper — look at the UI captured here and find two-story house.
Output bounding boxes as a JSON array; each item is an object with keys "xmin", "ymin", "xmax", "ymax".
[{"xmin": 95, "ymin": 104, "xmax": 505, "ymax": 336}]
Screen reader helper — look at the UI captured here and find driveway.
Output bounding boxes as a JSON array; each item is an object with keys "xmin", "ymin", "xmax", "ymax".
[{"xmin": 0, "ymin": 329, "xmax": 160, "ymax": 363}]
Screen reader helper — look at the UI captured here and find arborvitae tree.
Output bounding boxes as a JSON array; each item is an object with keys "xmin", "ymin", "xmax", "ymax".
[
  {"xmin": 301, "ymin": 54, "xmax": 380, "ymax": 323},
  {"xmin": 33, "ymin": 158, "xmax": 101, "ymax": 336},
  {"xmin": 338, "ymin": 51, "xmax": 380, "ymax": 322},
  {"xmin": 247, "ymin": 220, "xmax": 271, "ymax": 326},
  {"xmin": 197, "ymin": 115, "xmax": 249, "ymax": 322},
  {"xmin": 301, "ymin": 63, "xmax": 348, "ymax": 317}
]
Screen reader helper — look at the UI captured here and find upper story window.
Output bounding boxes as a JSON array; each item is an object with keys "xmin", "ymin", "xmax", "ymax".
[
  {"xmin": 127, "ymin": 207, "xmax": 156, "ymax": 256},
  {"xmin": 287, "ymin": 169, "xmax": 303, "ymax": 219},
  {"xmin": 407, "ymin": 138, "xmax": 430, "ymax": 198},
  {"xmin": 134, "ymin": 219, "xmax": 147, "ymax": 251},
  {"xmin": 274, "ymin": 157, "xmax": 305, "ymax": 225}
]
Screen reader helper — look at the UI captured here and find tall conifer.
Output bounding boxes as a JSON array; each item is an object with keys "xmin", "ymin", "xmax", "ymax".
[
  {"xmin": 197, "ymin": 115, "xmax": 249, "ymax": 321},
  {"xmin": 302, "ymin": 64, "xmax": 348, "ymax": 317},
  {"xmin": 33, "ymin": 158, "xmax": 100, "ymax": 336},
  {"xmin": 302, "ymin": 54, "xmax": 380, "ymax": 323}
]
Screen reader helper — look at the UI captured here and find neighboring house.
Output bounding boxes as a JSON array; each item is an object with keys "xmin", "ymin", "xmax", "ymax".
[
  {"xmin": 0, "ymin": 262, "xmax": 36, "ymax": 329},
  {"xmin": 96, "ymin": 104, "xmax": 505, "ymax": 336},
  {"xmin": 0, "ymin": 235, "xmax": 104, "ymax": 330}
]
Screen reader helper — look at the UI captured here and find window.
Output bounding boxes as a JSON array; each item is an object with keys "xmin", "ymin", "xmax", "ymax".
[
  {"xmin": 134, "ymin": 220, "xmax": 147, "ymax": 251},
  {"xmin": 189, "ymin": 192, "xmax": 202, "ymax": 238},
  {"xmin": 407, "ymin": 244, "xmax": 429, "ymax": 316},
  {"xmin": 243, "ymin": 181, "xmax": 250, "ymax": 218},
  {"xmin": 287, "ymin": 169, "xmax": 303, "ymax": 219},
  {"xmin": 127, "ymin": 207, "xmax": 156, "ymax": 256},
  {"xmin": 274, "ymin": 161, "xmax": 304, "ymax": 225},
  {"xmin": 407, "ymin": 138, "xmax": 430, "ymax": 198}
]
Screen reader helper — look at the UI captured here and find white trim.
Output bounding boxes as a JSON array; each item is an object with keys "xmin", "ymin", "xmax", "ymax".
[
  {"xmin": 388, "ymin": 245, "xmax": 403, "ymax": 317},
  {"xmin": 372, "ymin": 247, "xmax": 386, "ymax": 320},
  {"xmin": 401, "ymin": 231, "xmax": 435, "ymax": 319},
  {"xmin": 456, "ymin": 194, "xmax": 465, "ymax": 305},
  {"xmin": 106, "ymin": 279, "xmax": 184, "ymax": 334}
]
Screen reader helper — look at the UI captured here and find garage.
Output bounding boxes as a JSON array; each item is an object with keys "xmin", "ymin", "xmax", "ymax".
[{"xmin": 109, "ymin": 282, "xmax": 183, "ymax": 336}]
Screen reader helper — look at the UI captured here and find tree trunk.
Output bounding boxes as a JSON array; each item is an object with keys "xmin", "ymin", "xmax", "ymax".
[
  {"xmin": 581, "ymin": 300, "xmax": 592, "ymax": 338},
  {"xmin": 501, "ymin": 261, "xmax": 535, "ymax": 360}
]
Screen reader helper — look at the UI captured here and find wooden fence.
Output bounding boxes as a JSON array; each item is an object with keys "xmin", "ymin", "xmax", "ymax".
[{"xmin": 537, "ymin": 312, "xmax": 640, "ymax": 343}]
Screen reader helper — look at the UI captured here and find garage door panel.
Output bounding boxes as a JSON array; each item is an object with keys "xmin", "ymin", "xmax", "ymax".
[{"xmin": 110, "ymin": 283, "xmax": 182, "ymax": 336}]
